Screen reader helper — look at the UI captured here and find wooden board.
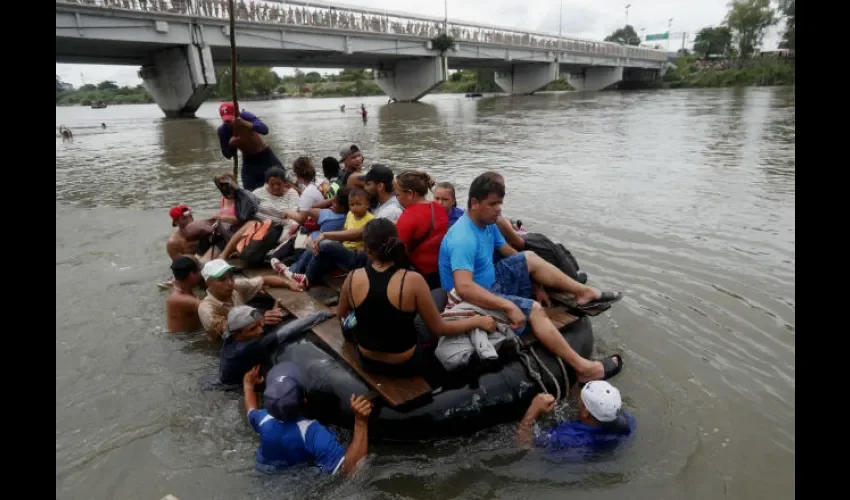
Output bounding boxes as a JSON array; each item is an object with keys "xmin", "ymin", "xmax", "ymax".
[{"xmin": 239, "ymin": 267, "xmax": 433, "ymax": 407}]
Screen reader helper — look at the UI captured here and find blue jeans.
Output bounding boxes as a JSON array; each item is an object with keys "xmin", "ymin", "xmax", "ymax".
[
  {"xmin": 304, "ymin": 240, "xmax": 369, "ymax": 283},
  {"xmin": 489, "ymin": 252, "xmax": 535, "ymax": 336},
  {"xmin": 288, "ymin": 248, "xmax": 314, "ymax": 275}
]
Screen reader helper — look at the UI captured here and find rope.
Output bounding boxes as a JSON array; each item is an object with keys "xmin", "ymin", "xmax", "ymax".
[
  {"xmin": 510, "ymin": 337, "xmax": 572, "ymax": 402},
  {"xmin": 529, "ymin": 345, "xmax": 561, "ymax": 402}
]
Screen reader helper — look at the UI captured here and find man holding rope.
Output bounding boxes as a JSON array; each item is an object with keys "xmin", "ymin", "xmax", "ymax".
[{"xmin": 217, "ymin": 102, "xmax": 289, "ymax": 191}]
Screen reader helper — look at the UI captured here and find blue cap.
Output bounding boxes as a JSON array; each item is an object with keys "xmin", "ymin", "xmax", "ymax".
[{"xmin": 263, "ymin": 362, "xmax": 305, "ymax": 421}]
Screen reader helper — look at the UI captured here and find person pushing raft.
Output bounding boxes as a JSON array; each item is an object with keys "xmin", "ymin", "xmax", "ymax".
[{"xmin": 217, "ymin": 102, "xmax": 286, "ymax": 191}]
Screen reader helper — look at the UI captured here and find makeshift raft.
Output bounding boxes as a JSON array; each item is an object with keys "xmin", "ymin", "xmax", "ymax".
[{"xmin": 234, "ymin": 262, "xmax": 613, "ymax": 440}]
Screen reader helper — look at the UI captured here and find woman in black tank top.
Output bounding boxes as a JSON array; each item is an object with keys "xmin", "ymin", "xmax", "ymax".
[{"xmin": 338, "ymin": 219, "xmax": 498, "ymax": 377}]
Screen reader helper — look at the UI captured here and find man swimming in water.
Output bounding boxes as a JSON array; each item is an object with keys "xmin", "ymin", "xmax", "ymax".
[
  {"xmin": 217, "ymin": 102, "xmax": 285, "ymax": 191},
  {"xmin": 166, "ymin": 204, "xmax": 222, "ymax": 263},
  {"xmin": 517, "ymin": 382, "xmax": 636, "ymax": 459},
  {"xmin": 166, "ymin": 256, "xmax": 204, "ymax": 333}
]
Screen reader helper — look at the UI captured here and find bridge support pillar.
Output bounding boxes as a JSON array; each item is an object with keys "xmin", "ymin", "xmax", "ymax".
[
  {"xmin": 375, "ymin": 56, "xmax": 447, "ymax": 102},
  {"xmin": 138, "ymin": 44, "xmax": 215, "ymax": 118},
  {"xmin": 565, "ymin": 66, "xmax": 624, "ymax": 91},
  {"xmin": 494, "ymin": 63, "xmax": 559, "ymax": 94}
]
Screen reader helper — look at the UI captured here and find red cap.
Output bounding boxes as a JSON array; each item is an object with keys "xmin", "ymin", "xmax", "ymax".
[
  {"xmin": 169, "ymin": 205, "xmax": 191, "ymax": 226},
  {"xmin": 219, "ymin": 102, "xmax": 236, "ymax": 122}
]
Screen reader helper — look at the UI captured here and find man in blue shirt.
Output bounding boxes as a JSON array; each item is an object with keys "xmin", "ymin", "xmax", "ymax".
[
  {"xmin": 438, "ymin": 172, "xmax": 624, "ymax": 384},
  {"xmin": 242, "ymin": 362, "xmax": 373, "ymax": 475},
  {"xmin": 217, "ymin": 102, "xmax": 286, "ymax": 191},
  {"xmin": 518, "ymin": 382, "xmax": 636, "ymax": 459}
]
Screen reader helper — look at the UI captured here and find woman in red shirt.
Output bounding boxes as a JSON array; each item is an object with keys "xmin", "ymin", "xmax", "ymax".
[{"xmin": 393, "ymin": 171, "xmax": 449, "ymax": 290}]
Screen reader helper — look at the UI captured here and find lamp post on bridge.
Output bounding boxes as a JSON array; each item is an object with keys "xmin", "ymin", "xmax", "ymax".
[
  {"xmin": 559, "ymin": 0, "xmax": 563, "ymax": 38},
  {"xmin": 668, "ymin": 18, "xmax": 673, "ymax": 50},
  {"xmin": 444, "ymin": 0, "xmax": 448, "ymax": 33},
  {"xmin": 625, "ymin": 4, "xmax": 631, "ymax": 26}
]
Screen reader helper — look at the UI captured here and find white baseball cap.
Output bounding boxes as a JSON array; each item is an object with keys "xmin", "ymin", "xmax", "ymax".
[
  {"xmin": 201, "ymin": 259, "xmax": 235, "ymax": 281},
  {"xmin": 580, "ymin": 381, "xmax": 622, "ymax": 423}
]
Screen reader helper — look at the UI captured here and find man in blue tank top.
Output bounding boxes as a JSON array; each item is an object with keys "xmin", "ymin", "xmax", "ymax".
[
  {"xmin": 518, "ymin": 381, "xmax": 636, "ymax": 460},
  {"xmin": 437, "ymin": 172, "xmax": 624, "ymax": 384},
  {"xmin": 242, "ymin": 361, "xmax": 373, "ymax": 475}
]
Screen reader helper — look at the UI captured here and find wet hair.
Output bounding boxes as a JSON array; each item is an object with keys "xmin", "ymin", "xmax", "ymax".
[
  {"xmin": 395, "ymin": 170, "xmax": 436, "ymax": 197},
  {"xmin": 347, "ymin": 186, "xmax": 369, "ymax": 203},
  {"xmin": 171, "ymin": 256, "xmax": 199, "ymax": 281},
  {"xmin": 264, "ymin": 166, "xmax": 288, "ymax": 182},
  {"xmin": 467, "ymin": 172, "xmax": 506, "ymax": 209},
  {"xmin": 334, "ymin": 187, "xmax": 350, "ymax": 213},
  {"xmin": 363, "ymin": 218, "xmax": 409, "ymax": 267},
  {"xmin": 321, "ymin": 157, "xmax": 341, "ymax": 180},
  {"xmin": 435, "ymin": 181, "xmax": 458, "ymax": 207},
  {"xmin": 292, "ymin": 156, "xmax": 316, "ymax": 182}
]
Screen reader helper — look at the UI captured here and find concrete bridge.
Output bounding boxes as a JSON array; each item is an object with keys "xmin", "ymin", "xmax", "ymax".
[{"xmin": 56, "ymin": 0, "xmax": 669, "ymax": 117}]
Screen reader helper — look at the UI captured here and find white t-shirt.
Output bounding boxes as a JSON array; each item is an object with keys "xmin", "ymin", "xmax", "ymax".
[
  {"xmin": 373, "ymin": 195, "xmax": 404, "ymax": 223},
  {"xmin": 298, "ymin": 182, "xmax": 325, "ymax": 212},
  {"xmin": 252, "ymin": 186, "xmax": 300, "ymax": 232}
]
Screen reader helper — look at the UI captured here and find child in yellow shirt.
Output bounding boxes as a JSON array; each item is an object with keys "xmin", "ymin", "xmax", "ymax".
[{"xmin": 271, "ymin": 188, "xmax": 375, "ymax": 287}]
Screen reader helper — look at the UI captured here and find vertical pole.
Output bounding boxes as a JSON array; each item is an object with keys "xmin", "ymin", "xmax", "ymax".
[
  {"xmin": 667, "ymin": 18, "xmax": 673, "ymax": 51},
  {"xmin": 444, "ymin": 0, "xmax": 448, "ymax": 33},
  {"xmin": 559, "ymin": 0, "xmax": 563, "ymax": 38},
  {"xmin": 228, "ymin": 0, "xmax": 240, "ymax": 184}
]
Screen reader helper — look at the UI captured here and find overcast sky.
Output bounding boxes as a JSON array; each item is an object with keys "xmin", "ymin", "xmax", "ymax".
[{"xmin": 56, "ymin": 0, "xmax": 786, "ymax": 87}]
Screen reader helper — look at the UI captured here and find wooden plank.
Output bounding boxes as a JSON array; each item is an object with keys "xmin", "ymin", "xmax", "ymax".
[{"xmin": 239, "ymin": 267, "xmax": 432, "ymax": 407}]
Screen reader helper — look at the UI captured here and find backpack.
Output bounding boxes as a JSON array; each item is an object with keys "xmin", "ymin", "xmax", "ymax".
[
  {"xmin": 522, "ymin": 233, "xmax": 581, "ymax": 281},
  {"xmin": 236, "ymin": 219, "xmax": 284, "ymax": 267}
]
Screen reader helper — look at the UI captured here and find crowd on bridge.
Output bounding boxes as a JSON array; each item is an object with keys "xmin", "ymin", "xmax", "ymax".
[
  {"xmin": 65, "ymin": 0, "xmax": 666, "ymax": 59},
  {"xmin": 158, "ymin": 101, "xmax": 636, "ymax": 477}
]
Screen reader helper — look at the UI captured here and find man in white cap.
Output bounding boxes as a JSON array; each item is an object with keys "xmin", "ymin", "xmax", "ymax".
[
  {"xmin": 242, "ymin": 362, "xmax": 373, "ymax": 475},
  {"xmin": 197, "ymin": 259, "xmax": 303, "ymax": 341},
  {"xmin": 517, "ymin": 381, "xmax": 636, "ymax": 456}
]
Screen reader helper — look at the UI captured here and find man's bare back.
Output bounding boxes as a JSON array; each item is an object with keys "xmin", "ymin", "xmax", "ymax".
[
  {"xmin": 166, "ymin": 288, "xmax": 202, "ymax": 332},
  {"xmin": 167, "ymin": 231, "xmax": 198, "ymax": 260}
]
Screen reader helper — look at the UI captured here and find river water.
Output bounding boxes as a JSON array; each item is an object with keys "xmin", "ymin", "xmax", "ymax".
[{"xmin": 56, "ymin": 87, "xmax": 795, "ymax": 500}]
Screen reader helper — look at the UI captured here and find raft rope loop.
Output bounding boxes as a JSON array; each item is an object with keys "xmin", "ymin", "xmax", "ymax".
[{"xmin": 510, "ymin": 337, "xmax": 570, "ymax": 401}]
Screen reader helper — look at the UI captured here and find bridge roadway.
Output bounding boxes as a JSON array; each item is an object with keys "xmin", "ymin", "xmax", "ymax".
[{"xmin": 56, "ymin": 0, "xmax": 670, "ymax": 117}]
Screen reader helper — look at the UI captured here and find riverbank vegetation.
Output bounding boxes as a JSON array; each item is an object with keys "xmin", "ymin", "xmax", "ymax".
[{"xmin": 56, "ymin": 67, "xmax": 575, "ymax": 107}]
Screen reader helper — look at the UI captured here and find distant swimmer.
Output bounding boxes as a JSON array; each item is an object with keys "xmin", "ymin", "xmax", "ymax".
[
  {"xmin": 101, "ymin": 122, "xmax": 106, "ymax": 129},
  {"xmin": 360, "ymin": 104, "xmax": 367, "ymax": 120},
  {"xmin": 340, "ymin": 104, "xmax": 345, "ymax": 112},
  {"xmin": 58, "ymin": 125, "xmax": 73, "ymax": 141}
]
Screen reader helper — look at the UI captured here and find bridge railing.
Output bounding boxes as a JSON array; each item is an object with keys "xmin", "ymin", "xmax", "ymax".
[{"xmin": 59, "ymin": 0, "xmax": 668, "ymax": 62}]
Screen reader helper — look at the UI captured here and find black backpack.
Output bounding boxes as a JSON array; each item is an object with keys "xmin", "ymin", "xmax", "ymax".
[
  {"xmin": 522, "ymin": 233, "xmax": 581, "ymax": 281},
  {"xmin": 237, "ymin": 220, "xmax": 284, "ymax": 267}
]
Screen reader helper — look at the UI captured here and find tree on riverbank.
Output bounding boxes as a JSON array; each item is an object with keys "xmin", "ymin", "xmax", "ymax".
[
  {"xmin": 693, "ymin": 27, "xmax": 733, "ymax": 59},
  {"xmin": 604, "ymin": 25, "xmax": 641, "ymax": 46},
  {"xmin": 778, "ymin": 0, "xmax": 795, "ymax": 51},
  {"xmin": 724, "ymin": 0, "xmax": 776, "ymax": 58}
]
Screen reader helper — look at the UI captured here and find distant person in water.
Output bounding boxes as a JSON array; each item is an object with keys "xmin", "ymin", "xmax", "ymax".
[
  {"xmin": 217, "ymin": 102, "xmax": 285, "ymax": 191},
  {"xmin": 101, "ymin": 122, "xmax": 106, "ymax": 129},
  {"xmin": 166, "ymin": 256, "xmax": 204, "ymax": 333},
  {"xmin": 58, "ymin": 125, "xmax": 73, "ymax": 141},
  {"xmin": 517, "ymin": 382, "xmax": 636, "ymax": 460},
  {"xmin": 340, "ymin": 104, "xmax": 345, "ymax": 112},
  {"xmin": 360, "ymin": 104, "xmax": 367, "ymax": 120}
]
